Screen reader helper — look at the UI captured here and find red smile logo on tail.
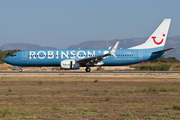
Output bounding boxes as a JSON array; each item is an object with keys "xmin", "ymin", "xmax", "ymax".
[{"xmin": 152, "ymin": 34, "xmax": 165, "ymax": 45}]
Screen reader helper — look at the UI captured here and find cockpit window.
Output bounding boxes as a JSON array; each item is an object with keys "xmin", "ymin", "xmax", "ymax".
[{"xmin": 11, "ymin": 54, "xmax": 16, "ymax": 57}]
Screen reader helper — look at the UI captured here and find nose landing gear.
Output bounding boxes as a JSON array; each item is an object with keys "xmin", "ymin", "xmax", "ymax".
[{"xmin": 85, "ymin": 67, "xmax": 91, "ymax": 72}]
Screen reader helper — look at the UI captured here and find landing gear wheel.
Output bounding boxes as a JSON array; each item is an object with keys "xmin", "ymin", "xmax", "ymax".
[
  {"xmin": 85, "ymin": 67, "xmax": 91, "ymax": 72},
  {"xmin": 19, "ymin": 68, "xmax": 23, "ymax": 72}
]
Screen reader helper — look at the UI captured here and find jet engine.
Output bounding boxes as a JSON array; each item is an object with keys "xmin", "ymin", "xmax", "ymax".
[{"xmin": 60, "ymin": 60, "xmax": 79, "ymax": 69}]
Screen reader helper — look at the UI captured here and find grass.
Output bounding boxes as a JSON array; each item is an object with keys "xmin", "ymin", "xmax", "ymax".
[
  {"xmin": 85, "ymin": 87, "xmax": 89, "ymax": 91},
  {"xmin": 144, "ymin": 116, "xmax": 157, "ymax": 119},
  {"xmin": 94, "ymin": 90, "xmax": 98, "ymax": 95},
  {"xmin": 66, "ymin": 110, "xmax": 94, "ymax": 114},
  {"xmin": 19, "ymin": 94, "xmax": 23, "ymax": 99},
  {"xmin": 75, "ymin": 81, "xmax": 77, "ymax": 85},
  {"xmin": 121, "ymin": 86, "xmax": 125, "ymax": 92},
  {"xmin": 10, "ymin": 111, "xmax": 25, "ymax": 114},
  {"xmin": 138, "ymin": 87, "xmax": 147, "ymax": 92},
  {"xmin": 105, "ymin": 94, "xmax": 111, "ymax": 101},
  {"xmin": 0, "ymin": 75, "xmax": 179, "ymax": 119},
  {"xmin": 121, "ymin": 112, "xmax": 132, "ymax": 116},
  {"xmin": 148, "ymin": 85, "xmax": 158, "ymax": 93},
  {"xmin": 19, "ymin": 116, "xmax": 37, "ymax": 119},
  {"xmin": 51, "ymin": 102, "xmax": 59, "ymax": 110},
  {"xmin": 59, "ymin": 80, "xmax": 65, "ymax": 84},
  {"xmin": 154, "ymin": 113, "xmax": 168, "ymax": 116},
  {"xmin": 159, "ymin": 86, "xmax": 177, "ymax": 92}
]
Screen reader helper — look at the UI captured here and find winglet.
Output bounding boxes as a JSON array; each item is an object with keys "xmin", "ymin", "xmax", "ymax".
[{"xmin": 109, "ymin": 42, "xmax": 119, "ymax": 54}]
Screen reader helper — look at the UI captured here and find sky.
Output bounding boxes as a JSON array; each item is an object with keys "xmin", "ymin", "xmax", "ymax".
[{"xmin": 0, "ymin": 0, "xmax": 180, "ymax": 49}]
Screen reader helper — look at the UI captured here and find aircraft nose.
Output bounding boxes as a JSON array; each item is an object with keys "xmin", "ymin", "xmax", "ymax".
[{"xmin": 3, "ymin": 57, "xmax": 9, "ymax": 63}]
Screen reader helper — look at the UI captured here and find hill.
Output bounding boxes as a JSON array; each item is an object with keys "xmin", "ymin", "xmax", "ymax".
[
  {"xmin": 67, "ymin": 36, "xmax": 180, "ymax": 59},
  {"xmin": 0, "ymin": 43, "xmax": 57, "ymax": 51}
]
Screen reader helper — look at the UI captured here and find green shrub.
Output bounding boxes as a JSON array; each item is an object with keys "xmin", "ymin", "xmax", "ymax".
[
  {"xmin": 104, "ymin": 89, "xmax": 108, "ymax": 93},
  {"xmin": 104, "ymin": 115, "xmax": 108, "ymax": 117},
  {"xmin": 19, "ymin": 95, "xmax": 23, "ymax": 99},
  {"xmin": 144, "ymin": 116, "xmax": 157, "ymax": 119},
  {"xmin": 75, "ymin": 81, "xmax": 77, "ymax": 85},
  {"xmin": 153, "ymin": 56, "xmax": 179, "ymax": 62},
  {"xmin": 94, "ymin": 80, "xmax": 98, "ymax": 82},
  {"xmin": 97, "ymin": 66, "xmax": 105, "ymax": 71},
  {"xmin": 159, "ymin": 86, "xmax": 169, "ymax": 92},
  {"xmin": 169, "ymin": 86, "xmax": 178, "ymax": 92},
  {"xmin": 173, "ymin": 103, "xmax": 180, "ymax": 110},
  {"xmin": 105, "ymin": 94, "xmax": 111, "ymax": 101},
  {"xmin": 8, "ymin": 88, "xmax": 12, "ymax": 92},
  {"xmin": 39, "ymin": 80, "xmax": 43, "ymax": 85},
  {"xmin": 66, "ymin": 110, "xmax": 94, "ymax": 114},
  {"xmin": 121, "ymin": 112, "xmax": 132, "ymax": 116},
  {"xmin": 51, "ymin": 102, "xmax": 59, "ymax": 110},
  {"xmin": 10, "ymin": 111, "xmax": 24, "ymax": 114},
  {"xmin": 20, "ymin": 116, "xmax": 37, "ymax": 119},
  {"xmin": 148, "ymin": 85, "xmax": 157, "ymax": 92},
  {"xmin": 85, "ymin": 87, "xmax": 89, "ymax": 91},
  {"xmin": 154, "ymin": 113, "xmax": 168, "ymax": 116},
  {"xmin": 3, "ymin": 108, "xmax": 10, "ymax": 117},
  {"xmin": 160, "ymin": 86, "xmax": 178, "ymax": 92},
  {"xmin": 135, "ymin": 64, "xmax": 171, "ymax": 71}
]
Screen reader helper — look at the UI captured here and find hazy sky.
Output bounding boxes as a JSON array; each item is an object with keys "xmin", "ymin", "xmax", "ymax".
[{"xmin": 0, "ymin": 0, "xmax": 180, "ymax": 49}]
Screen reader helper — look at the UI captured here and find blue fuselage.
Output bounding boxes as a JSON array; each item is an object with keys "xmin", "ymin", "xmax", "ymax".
[{"xmin": 4, "ymin": 48, "xmax": 165, "ymax": 67}]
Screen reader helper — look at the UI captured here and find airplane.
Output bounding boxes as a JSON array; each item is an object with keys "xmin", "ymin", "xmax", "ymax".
[{"xmin": 3, "ymin": 19, "xmax": 174, "ymax": 72}]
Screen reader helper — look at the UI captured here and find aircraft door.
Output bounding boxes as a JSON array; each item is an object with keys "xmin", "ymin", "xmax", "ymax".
[
  {"xmin": 70, "ymin": 61, "xmax": 72, "ymax": 69},
  {"xmin": 22, "ymin": 52, "xmax": 27, "ymax": 61},
  {"xmin": 139, "ymin": 51, "xmax": 143, "ymax": 60}
]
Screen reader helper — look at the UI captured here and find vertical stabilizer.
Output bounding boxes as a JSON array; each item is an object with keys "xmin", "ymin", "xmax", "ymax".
[{"xmin": 129, "ymin": 19, "xmax": 171, "ymax": 50}]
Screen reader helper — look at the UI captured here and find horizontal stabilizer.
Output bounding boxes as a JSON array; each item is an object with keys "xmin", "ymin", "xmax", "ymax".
[{"xmin": 152, "ymin": 48, "xmax": 174, "ymax": 54}]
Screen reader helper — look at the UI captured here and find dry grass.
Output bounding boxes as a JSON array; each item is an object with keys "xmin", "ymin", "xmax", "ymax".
[{"xmin": 0, "ymin": 74, "xmax": 180, "ymax": 119}]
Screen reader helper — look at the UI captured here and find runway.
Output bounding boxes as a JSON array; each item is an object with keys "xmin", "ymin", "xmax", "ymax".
[{"xmin": 0, "ymin": 71, "xmax": 180, "ymax": 75}]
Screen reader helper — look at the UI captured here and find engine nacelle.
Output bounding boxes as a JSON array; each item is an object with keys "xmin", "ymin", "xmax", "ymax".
[{"xmin": 60, "ymin": 60, "xmax": 79, "ymax": 69}]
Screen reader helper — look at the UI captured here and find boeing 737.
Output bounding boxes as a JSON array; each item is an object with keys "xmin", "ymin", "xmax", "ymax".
[{"xmin": 3, "ymin": 19, "xmax": 174, "ymax": 72}]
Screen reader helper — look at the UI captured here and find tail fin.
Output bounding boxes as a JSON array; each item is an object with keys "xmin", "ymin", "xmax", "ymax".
[{"xmin": 129, "ymin": 19, "xmax": 171, "ymax": 50}]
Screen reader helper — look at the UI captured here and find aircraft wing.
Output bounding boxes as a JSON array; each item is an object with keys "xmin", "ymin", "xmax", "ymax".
[
  {"xmin": 152, "ymin": 48, "xmax": 174, "ymax": 54},
  {"xmin": 76, "ymin": 42, "xmax": 119, "ymax": 64}
]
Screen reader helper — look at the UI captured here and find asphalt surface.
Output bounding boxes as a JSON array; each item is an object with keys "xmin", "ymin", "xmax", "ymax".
[{"xmin": 0, "ymin": 71, "xmax": 180, "ymax": 75}]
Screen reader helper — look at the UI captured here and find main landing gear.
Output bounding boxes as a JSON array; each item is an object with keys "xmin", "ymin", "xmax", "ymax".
[
  {"xmin": 19, "ymin": 68, "xmax": 23, "ymax": 72},
  {"xmin": 85, "ymin": 67, "xmax": 91, "ymax": 72}
]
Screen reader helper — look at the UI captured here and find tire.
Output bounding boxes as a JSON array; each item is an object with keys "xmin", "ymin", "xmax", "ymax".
[{"xmin": 85, "ymin": 67, "xmax": 91, "ymax": 72}]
